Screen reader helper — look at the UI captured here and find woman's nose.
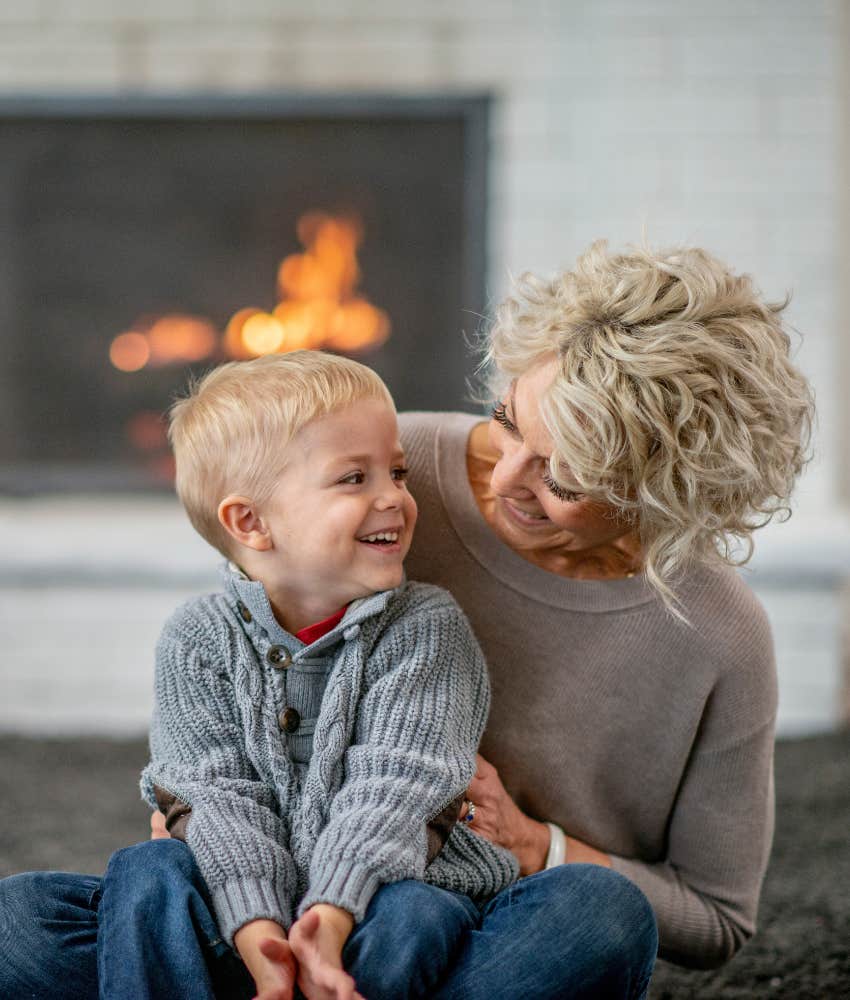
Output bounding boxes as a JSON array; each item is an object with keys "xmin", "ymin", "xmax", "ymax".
[{"xmin": 490, "ymin": 443, "xmax": 535, "ymax": 498}]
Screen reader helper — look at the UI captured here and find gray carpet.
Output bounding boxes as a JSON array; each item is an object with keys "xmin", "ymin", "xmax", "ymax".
[{"xmin": 1, "ymin": 731, "xmax": 848, "ymax": 998}]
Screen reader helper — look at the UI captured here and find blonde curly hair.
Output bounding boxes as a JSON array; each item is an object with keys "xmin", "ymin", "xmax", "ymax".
[{"xmin": 485, "ymin": 240, "xmax": 815, "ymax": 609}]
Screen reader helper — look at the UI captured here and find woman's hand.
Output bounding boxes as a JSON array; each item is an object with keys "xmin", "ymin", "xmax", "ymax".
[
  {"xmin": 464, "ymin": 754, "xmax": 550, "ymax": 875},
  {"xmin": 465, "ymin": 754, "xmax": 612, "ymax": 874},
  {"xmin": 150, "ymin": 810, "xmax": 170, "ymax": 839}
]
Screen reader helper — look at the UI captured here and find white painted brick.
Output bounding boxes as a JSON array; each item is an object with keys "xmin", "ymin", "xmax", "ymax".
[
  {"xmin": 142, "ymin": 25, "xmax": 283, "ymax": 90},
  {"xmin": 584, "ymin": 1, "xmax": 836, "ymax": 18},
  {"xmin": 43, "ymin": 0, "xmax": 201, "ymax": 23},
  {"xmin": 770, "ymin": 96, "xmax": 841, "ymax": 137},
  {"xmin": 0, "ymin": 30, "xmax": 122, "ymax": 88},
  {"xmin": 680, "ymin": 28, "xmax": 832, "ymax": 79},
  {"xmin": 0, "ymin": 0, "xmax": 48, "ymax": 23}
]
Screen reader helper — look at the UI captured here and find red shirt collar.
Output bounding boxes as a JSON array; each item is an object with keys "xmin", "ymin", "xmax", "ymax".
[{"xmin": 294, "ymin": 605, "xmax": 348, "ymax": 646}]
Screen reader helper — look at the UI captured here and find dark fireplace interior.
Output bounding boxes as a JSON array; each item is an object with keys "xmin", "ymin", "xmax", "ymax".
[{"xmin": 0, "ymin": 95, "xmax": 489, "ymax": 493}]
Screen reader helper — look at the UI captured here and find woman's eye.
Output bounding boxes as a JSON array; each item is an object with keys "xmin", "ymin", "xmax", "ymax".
[
  {"xmin": 392, "ymin": 466, "xmax": 410, "ymax": 481},
  {"xmin": 491, "ymin": 401, "xmax": 518, "ymax": 433},
  {"xmin": 541, "ymin": 471, "xmax": 583, "ymax": 503},
  {"xmin": 339, "ymin": 472, "xmax": 364, "ymax": 485}
]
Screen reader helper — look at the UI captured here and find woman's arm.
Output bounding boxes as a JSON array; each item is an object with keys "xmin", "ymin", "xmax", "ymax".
[
  {"xmin": 468, "ymin": 620, "xmax": 777, "ymax": 970},
  {"xmin": 465, "ymin": 754, "xmax": 611, "ymax": 874}
]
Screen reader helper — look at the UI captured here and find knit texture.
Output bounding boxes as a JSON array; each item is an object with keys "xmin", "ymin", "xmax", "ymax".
[
  {"xmin": 399, "ymin": 410, "xmax": 779, "ymax": 970},
  {"xmin": 140, "ymin": 568, "xmax": 518, "ymax": 946}
]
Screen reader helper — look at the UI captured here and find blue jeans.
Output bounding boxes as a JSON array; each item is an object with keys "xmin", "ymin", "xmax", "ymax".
[{"xmin": 0, "ymin": 839, "xmax": 657, "ymax": 999}]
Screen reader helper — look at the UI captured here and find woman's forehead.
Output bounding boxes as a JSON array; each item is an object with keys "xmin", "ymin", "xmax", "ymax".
[{"xmin": 511, "ymin": 363, "xmax": 558, "ymax": 457}]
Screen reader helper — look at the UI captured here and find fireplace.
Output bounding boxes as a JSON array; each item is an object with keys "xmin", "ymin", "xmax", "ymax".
[{"xmin": 0, "ymin": 95, "xmax": 489, "ymax": 494}]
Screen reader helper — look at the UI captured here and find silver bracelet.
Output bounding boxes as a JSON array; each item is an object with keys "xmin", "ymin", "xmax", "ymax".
[{"xmin": 544, "ymin": 821, "xmax": 567, "ymax": 869}]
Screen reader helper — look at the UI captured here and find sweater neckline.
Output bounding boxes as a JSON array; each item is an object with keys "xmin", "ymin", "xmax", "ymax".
[{"xmin": 434, "ymin": 413, "xmax": 657, "ymax": 613}]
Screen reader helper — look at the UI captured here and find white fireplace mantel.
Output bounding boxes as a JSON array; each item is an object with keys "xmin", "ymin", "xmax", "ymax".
[{"xmin": 1, "ymin": 496, "xmax": 848, "ymax": 738}]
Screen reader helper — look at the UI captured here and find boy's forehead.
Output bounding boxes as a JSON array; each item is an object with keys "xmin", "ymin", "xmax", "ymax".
[{"xmin": 291, "ymin": 398, "xmax": 401, "ymax": 459}]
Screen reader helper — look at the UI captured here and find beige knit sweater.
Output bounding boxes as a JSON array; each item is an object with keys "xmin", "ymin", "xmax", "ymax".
[{"xmin": 399, "ymin": 411, "xmax": 778, "ymax": 970}]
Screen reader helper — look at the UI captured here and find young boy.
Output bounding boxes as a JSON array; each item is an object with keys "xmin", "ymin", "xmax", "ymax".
[{"xmin": 135, "ymin": 350, "xmax": 517, "ymax": 1000}]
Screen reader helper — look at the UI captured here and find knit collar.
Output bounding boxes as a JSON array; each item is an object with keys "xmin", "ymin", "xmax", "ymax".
[{"xmin": 220, "ymin": 560, "xmax": 398, "ymax": 651}]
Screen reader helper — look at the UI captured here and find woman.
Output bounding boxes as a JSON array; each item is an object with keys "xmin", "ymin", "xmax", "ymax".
[{"xmin": 398, "ymin": 240, "xmax": 813, "ymax": 976}]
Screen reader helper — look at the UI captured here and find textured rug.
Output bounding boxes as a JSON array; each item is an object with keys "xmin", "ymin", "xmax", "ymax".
[{"xmin": 1, "ymin": 730, "xmax": 848, "ymax": 998}]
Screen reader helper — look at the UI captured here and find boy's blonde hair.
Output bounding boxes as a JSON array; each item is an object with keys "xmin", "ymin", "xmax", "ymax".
[{"xmin": 168, "ymin": 351, "xmax": 394, "ymax": 556}]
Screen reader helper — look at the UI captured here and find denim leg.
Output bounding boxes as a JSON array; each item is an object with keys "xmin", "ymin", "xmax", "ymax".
[
  {"xmin": 98, "ymin": 839, "xmax": 254, "ymax": 1000},
  {"xmin": 0, "ymin": 869, "xmax": 101, "ymax": 999},
  {"xmin": 342, "ymin": 880, "xmax": 481, "ymax": 1000},
  {"xmin": 434, "ymin": 864, "xmax": 658, "ymax": 1000}
]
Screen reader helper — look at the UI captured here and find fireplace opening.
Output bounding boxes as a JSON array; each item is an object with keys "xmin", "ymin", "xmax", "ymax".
[{"xmin": 0, "ymin": 95, "xmax": 489, "ymax": 494}]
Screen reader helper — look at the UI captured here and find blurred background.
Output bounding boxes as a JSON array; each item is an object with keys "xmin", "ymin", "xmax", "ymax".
[{"xmin": 0, "ymin": 0, "xmax": 848, "ymax": 739}]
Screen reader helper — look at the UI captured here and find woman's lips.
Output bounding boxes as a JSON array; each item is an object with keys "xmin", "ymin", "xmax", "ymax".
[{"xmin": 500, "ymin": 498, "xmax": 551, "ymax": 527}]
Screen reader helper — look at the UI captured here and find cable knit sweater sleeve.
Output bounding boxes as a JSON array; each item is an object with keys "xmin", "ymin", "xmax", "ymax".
[
  {"xmin": 140, "ymin": 603, "xmax": 298, "ymax": 945},
  {"xmin": 298, "ymin": 585, "xmax": 518, "ymax": 920}
]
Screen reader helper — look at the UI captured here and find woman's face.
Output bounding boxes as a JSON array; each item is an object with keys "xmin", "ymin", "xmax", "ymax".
[{"xmin": 487, "ymin": 359, "xmax": 637, "ymax": 555}]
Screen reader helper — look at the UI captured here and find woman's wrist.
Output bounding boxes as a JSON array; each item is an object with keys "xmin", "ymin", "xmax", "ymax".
[{"xmin": 515, "ymin": 817, "xmax": 552, "ymax": 876}]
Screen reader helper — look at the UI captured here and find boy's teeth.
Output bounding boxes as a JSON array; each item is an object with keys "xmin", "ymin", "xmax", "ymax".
[{"xmin": 362, "ymin": 531, "xmax": 399, "ymax": 542}]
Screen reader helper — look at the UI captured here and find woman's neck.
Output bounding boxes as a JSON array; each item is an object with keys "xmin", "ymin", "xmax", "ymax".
[{"xmin": 466, "ymin": 421, "xmax": 644, "ymax": 581}]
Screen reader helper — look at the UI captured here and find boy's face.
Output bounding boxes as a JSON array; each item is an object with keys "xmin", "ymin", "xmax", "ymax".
[{"xmin": 259, "ymin": 397, "xmax": 418, "ymax": 621}]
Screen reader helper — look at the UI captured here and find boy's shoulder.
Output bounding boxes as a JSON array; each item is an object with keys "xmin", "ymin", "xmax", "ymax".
[
  {"xmin": 374, "ymin": 580, "xmax": 476, "ymax": 645},
  {"xmin": 158, "ymin": 590, "xmax": 241, "ymax": 649},
  {"xmin": 389, "ymin": 579, "xmax": 466, "ymax": 618}
]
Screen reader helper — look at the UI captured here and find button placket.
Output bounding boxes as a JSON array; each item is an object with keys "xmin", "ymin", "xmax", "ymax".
[{"xmin": 267, "ymin": 645, "xmax": 292, "ymax": 669}]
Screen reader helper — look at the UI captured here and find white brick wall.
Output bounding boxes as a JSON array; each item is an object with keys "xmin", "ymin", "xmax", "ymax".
[{"xmin": 0, "ymin": 0, "xmax": 847, "ymax": 733}]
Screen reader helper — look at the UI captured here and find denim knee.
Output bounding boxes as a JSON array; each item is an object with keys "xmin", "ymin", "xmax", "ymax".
[
  {"xmin": 0, "ymin": 871, "xmax": 100, "ymax": 998},
  {"xmin": 345, "ymin": 880, "xmax": 479, "ymax": 1000},
  {"xmin": 542, "ymin": 864, "xmax": 658, "ymax": 998},
  {"xmin": 104, "ymin": 839, "xmax": 209, "ymax": 916}
]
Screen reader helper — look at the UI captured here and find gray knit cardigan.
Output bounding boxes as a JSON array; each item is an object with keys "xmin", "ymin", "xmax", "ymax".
[{"xmin": 140, "ymin": 567, "xmax": 518, "ymax": 946}]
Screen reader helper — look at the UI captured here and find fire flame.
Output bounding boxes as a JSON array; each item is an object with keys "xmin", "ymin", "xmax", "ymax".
[
  {"xmin": 225, "ymin": 212, "xmax": 389, "ymax": 358},
  {"xmin": 109, "ymin": 315, "xmax": 217, "ymax": 371},
  {"xmin": 109, "ymin": 211, "xmax": 388, "ymax": 372}
]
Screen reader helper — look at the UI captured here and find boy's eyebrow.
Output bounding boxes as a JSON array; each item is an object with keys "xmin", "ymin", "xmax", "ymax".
[{"xmin": 324, "ymin": 449, "xmax": 406, "ymax": 467}]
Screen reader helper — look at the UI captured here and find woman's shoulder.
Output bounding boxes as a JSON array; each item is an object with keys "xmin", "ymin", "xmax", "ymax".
[
  {"xmin": 398, "ymin": 410, "xmax": 480, "ymax": 453},
  {"xmin": 678, "ymin": 562, "xmax": 776, "ymax": 686}
]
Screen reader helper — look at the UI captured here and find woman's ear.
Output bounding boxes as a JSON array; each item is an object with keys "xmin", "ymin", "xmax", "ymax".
[{"xmin": 217, "ymin": 496, "xmax": 274, "ymax": 552}]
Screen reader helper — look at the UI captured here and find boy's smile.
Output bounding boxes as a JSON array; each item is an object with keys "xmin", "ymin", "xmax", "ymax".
[{"xmin": 249, "ymin": 397, "xmax": 417, "ymax": 633}]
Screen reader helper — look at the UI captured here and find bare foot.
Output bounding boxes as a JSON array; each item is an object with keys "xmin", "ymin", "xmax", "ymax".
[
  {"xmin": 253, "ymin": 938, "xmax": 298, "ymax": 1000},
  {"xmin": 288, "ymin": 910, "xmax": 364, "ymax": 1000}
]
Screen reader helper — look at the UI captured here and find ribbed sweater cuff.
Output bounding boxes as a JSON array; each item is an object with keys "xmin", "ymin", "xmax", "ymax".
[
  {"xmin": 211, "ymin": 878, "xmax": 293, "ymax": 947},
  {"xmin": 298, "ymin": 861, "xmax": 383, "ymax": 923}
]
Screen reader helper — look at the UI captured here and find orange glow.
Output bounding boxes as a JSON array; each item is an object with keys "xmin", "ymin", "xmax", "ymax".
[
  {"xmin": 146, "ymin": 315, "xmax": 217, "ymax": 365},
  {"xmin": 242, "ymin": 312, "xmax": 285, "ymax": 356},
  {"xmin": 225, "ymin": 210, "xmax": 389, "ymax": 359},
  {"xmin": 110, "ymin": 332, "xmax": 150, "ymax": 372},
  {"xmin": 225, "ymin": 307, "xmax": 264, "ymax": 360},
  {"xmin": 126, "ymin": 411, "xmax": 168, "ymax": 451}
]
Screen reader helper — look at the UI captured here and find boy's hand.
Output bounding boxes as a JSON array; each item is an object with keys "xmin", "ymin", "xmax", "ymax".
[
  {"xmin": 288, "ymin": 904, "xmax": 364, "ymax": 1000},
  {"xmin": 234, "ymin": 919, "xmax": 298, "ymax": 1000}
]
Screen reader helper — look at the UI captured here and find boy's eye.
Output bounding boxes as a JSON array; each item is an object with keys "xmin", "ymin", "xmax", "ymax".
[
  {"xmin": 338, "ymin": 472, "xmax": 365, "ymax": 485},
  {"xmin": 491, "ymin": 401, "xmax": 518, "ymax": 434},
  {"xmin": 392, "ymin": 466, "xmax": 409, "ymax": 481},
  {"xmin": 541, "ymin": 471, "xmax": 583, "ymax": 503}
]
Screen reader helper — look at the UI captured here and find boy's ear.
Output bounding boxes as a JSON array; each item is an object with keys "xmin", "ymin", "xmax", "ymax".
[{"xmin": 217, "ymin": 496, "xmax": 274, "ymax": 552}]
